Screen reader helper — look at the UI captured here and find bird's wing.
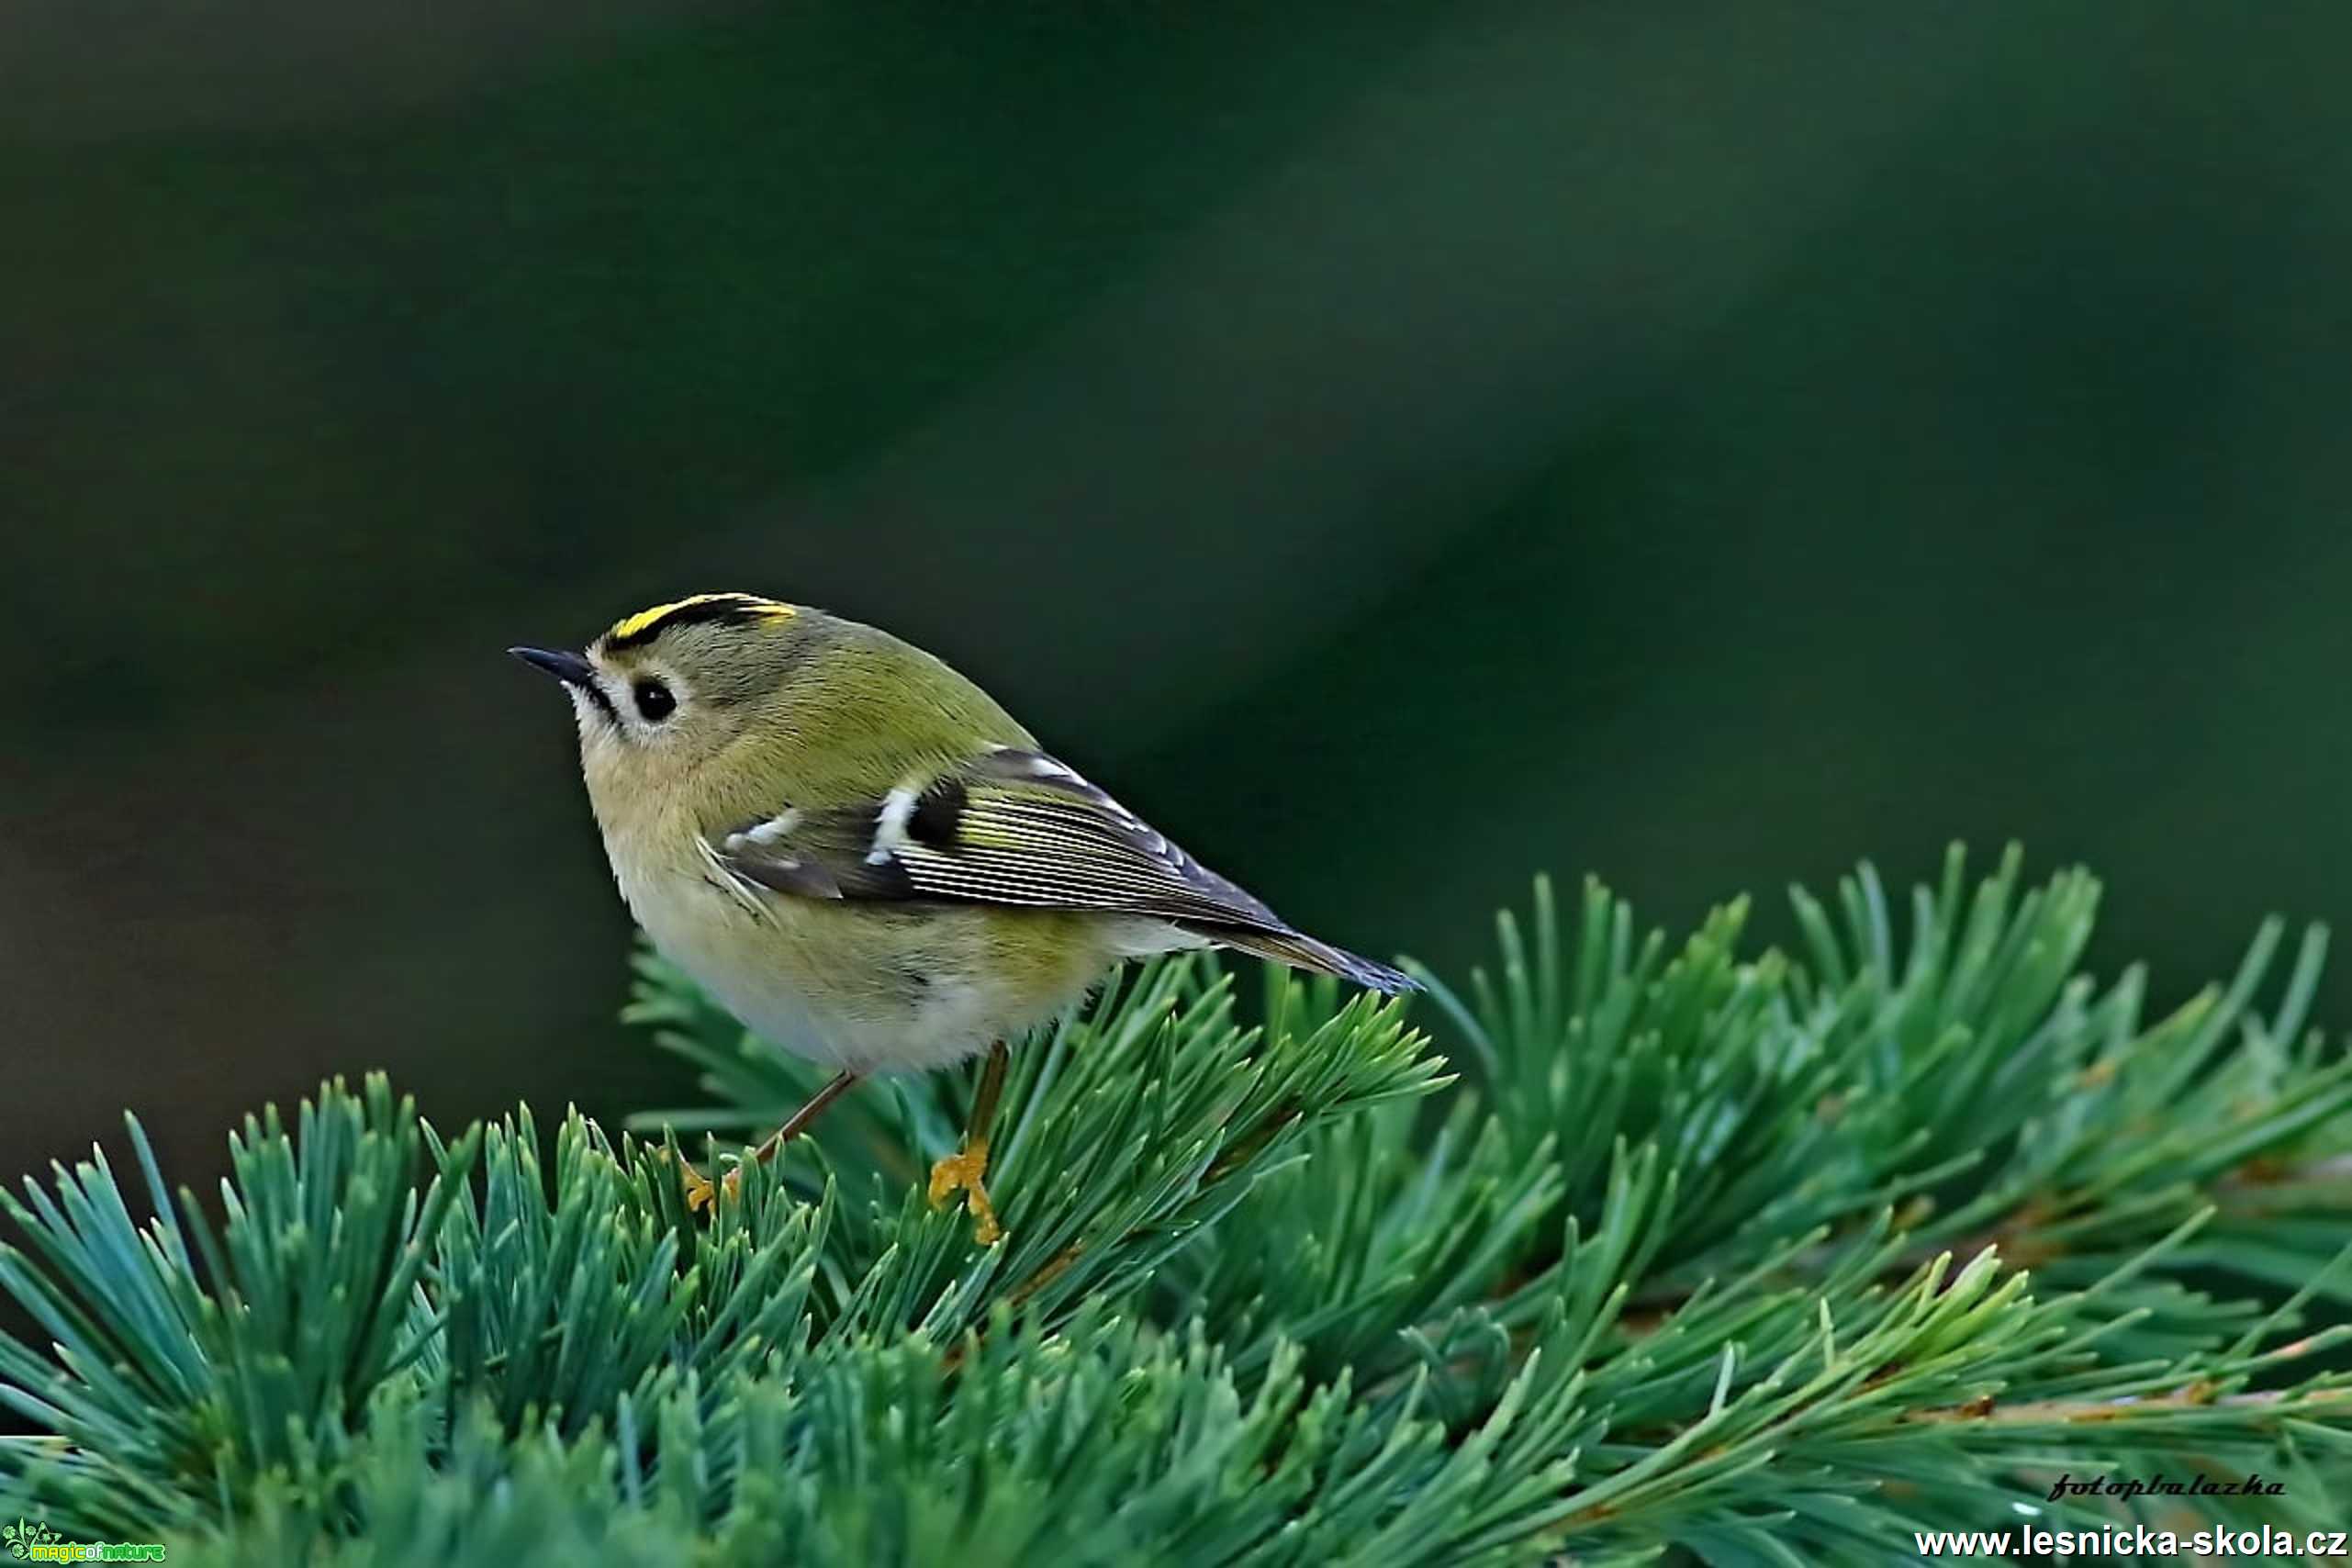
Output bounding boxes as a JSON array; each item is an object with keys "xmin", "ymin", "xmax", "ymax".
[{"xmin": 710, "ymin": 745, "xmax": 1415, "ymax": 993}]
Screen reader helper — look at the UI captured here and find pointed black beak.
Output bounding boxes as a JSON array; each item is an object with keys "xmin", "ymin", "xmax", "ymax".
[{"xmin": 508, "ymin": 646, "xmax": 596, "ymax": 688}]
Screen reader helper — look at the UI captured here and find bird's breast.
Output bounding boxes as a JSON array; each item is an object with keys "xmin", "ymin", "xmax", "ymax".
[{"xmin": 608, "ymin": 835, "xmax": 1126, "ymax": 1076}]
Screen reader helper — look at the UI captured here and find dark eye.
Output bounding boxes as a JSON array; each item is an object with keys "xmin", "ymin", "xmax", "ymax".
[{"xmin": 632, "ymin": 678, "xmax": 676, "ymax": 722}]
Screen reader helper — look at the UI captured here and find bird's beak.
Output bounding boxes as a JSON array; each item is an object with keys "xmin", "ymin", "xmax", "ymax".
[{"xmin": 508, "ymin": 646, "xmax": 596, "ymax": 688}]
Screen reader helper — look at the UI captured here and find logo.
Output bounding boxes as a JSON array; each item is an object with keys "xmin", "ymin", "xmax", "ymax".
[{"xmin": 1, "ymin": 1522, "xmax": 164, "ymax": 1562}]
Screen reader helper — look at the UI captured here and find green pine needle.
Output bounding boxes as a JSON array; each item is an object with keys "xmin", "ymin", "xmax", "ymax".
[{"xmin": 5, "ymin": 847, "xmax": 2349, "ymax": 1565}]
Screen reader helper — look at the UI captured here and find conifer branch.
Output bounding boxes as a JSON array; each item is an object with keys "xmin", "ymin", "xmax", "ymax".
[{"xmin": 3, "ymin": 848, "xmax": 2348, "ymax": 1564}]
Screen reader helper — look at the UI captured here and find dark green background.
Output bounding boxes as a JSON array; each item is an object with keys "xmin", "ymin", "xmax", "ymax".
[{"xmin": 6, "ymin": 0, "xmax": 2349, "ymax": 1201}]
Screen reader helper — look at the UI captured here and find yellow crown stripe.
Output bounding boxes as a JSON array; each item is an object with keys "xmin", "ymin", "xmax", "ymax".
[{"xmin": 604, "ymin": 593, "xmax": 793, "ymax": 644}]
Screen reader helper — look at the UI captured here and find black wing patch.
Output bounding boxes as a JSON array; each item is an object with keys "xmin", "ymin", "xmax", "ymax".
[{"xmin": 711, "ymin": 747, "xmax": 1415, "ymax": 993}]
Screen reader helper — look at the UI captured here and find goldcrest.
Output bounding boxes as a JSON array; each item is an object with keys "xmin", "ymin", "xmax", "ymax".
[{"xmin": 513, "ymin": 593, "xmax": 1413, "ymax": 1238}]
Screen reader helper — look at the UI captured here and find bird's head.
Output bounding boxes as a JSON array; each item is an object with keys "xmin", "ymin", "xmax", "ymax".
[{"xmin": 510, "ymin": 591, "xmax": 820, "ymax": 812}]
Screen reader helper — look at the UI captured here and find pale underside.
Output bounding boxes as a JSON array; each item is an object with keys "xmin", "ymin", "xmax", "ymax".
[{"xmin": 622, "ymin": 853, "xmax": 1200, "ymax": 1074}]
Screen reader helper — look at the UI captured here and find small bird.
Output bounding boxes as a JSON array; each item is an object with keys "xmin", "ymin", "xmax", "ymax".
[{"xmin": 512, "ymin": 593, "xmax": 1415, "ymax": 1241}]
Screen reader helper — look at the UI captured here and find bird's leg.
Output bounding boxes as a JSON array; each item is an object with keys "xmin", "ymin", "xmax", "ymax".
[
  {"xmin": 680, "ymin": 1070, "xmax": 860, "ymax": 1213},
  {"xmin": 928, "ymin": 1040, "xmax": 1009, "ymax": 1245}
]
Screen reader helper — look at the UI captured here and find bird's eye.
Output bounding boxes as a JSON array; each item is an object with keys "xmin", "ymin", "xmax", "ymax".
[{"xmin": 632, "ymin": 678, "xmax": 677, "ymax": 722}]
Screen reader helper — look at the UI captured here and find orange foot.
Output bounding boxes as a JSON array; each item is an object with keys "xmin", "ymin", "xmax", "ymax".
[
  {"xmin": 927, "ymin": 1138, "xmax": 1002, "ymax": 1245},
  {"xmin": 677, "ymin": 1154, "xmax": 740, "ymax": 1215}
]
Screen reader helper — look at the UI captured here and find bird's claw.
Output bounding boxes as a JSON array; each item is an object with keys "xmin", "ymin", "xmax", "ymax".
[
  {"xmin": 678, "ymin": 1154, "xmax": 738, "ymax": 1215},
  {"xmin": 928, "ymin": 1138, "xmax": 1002, "ymax": 1245}
]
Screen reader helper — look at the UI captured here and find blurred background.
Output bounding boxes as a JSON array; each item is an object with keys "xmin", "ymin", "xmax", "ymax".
[{"xmin": 6, "ymin": 0, "xmax": 2351, "ymax": 1206}]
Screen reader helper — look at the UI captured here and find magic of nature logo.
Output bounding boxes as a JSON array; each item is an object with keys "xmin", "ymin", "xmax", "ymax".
[{"xmin": 4, "ymin": 1519, "xmax": 165, "ymax": 1562}]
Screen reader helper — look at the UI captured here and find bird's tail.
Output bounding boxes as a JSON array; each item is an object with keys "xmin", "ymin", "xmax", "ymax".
[{"xmin": 1187, "ymin": 921, "xmax": 1420, "ymax": 996}]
